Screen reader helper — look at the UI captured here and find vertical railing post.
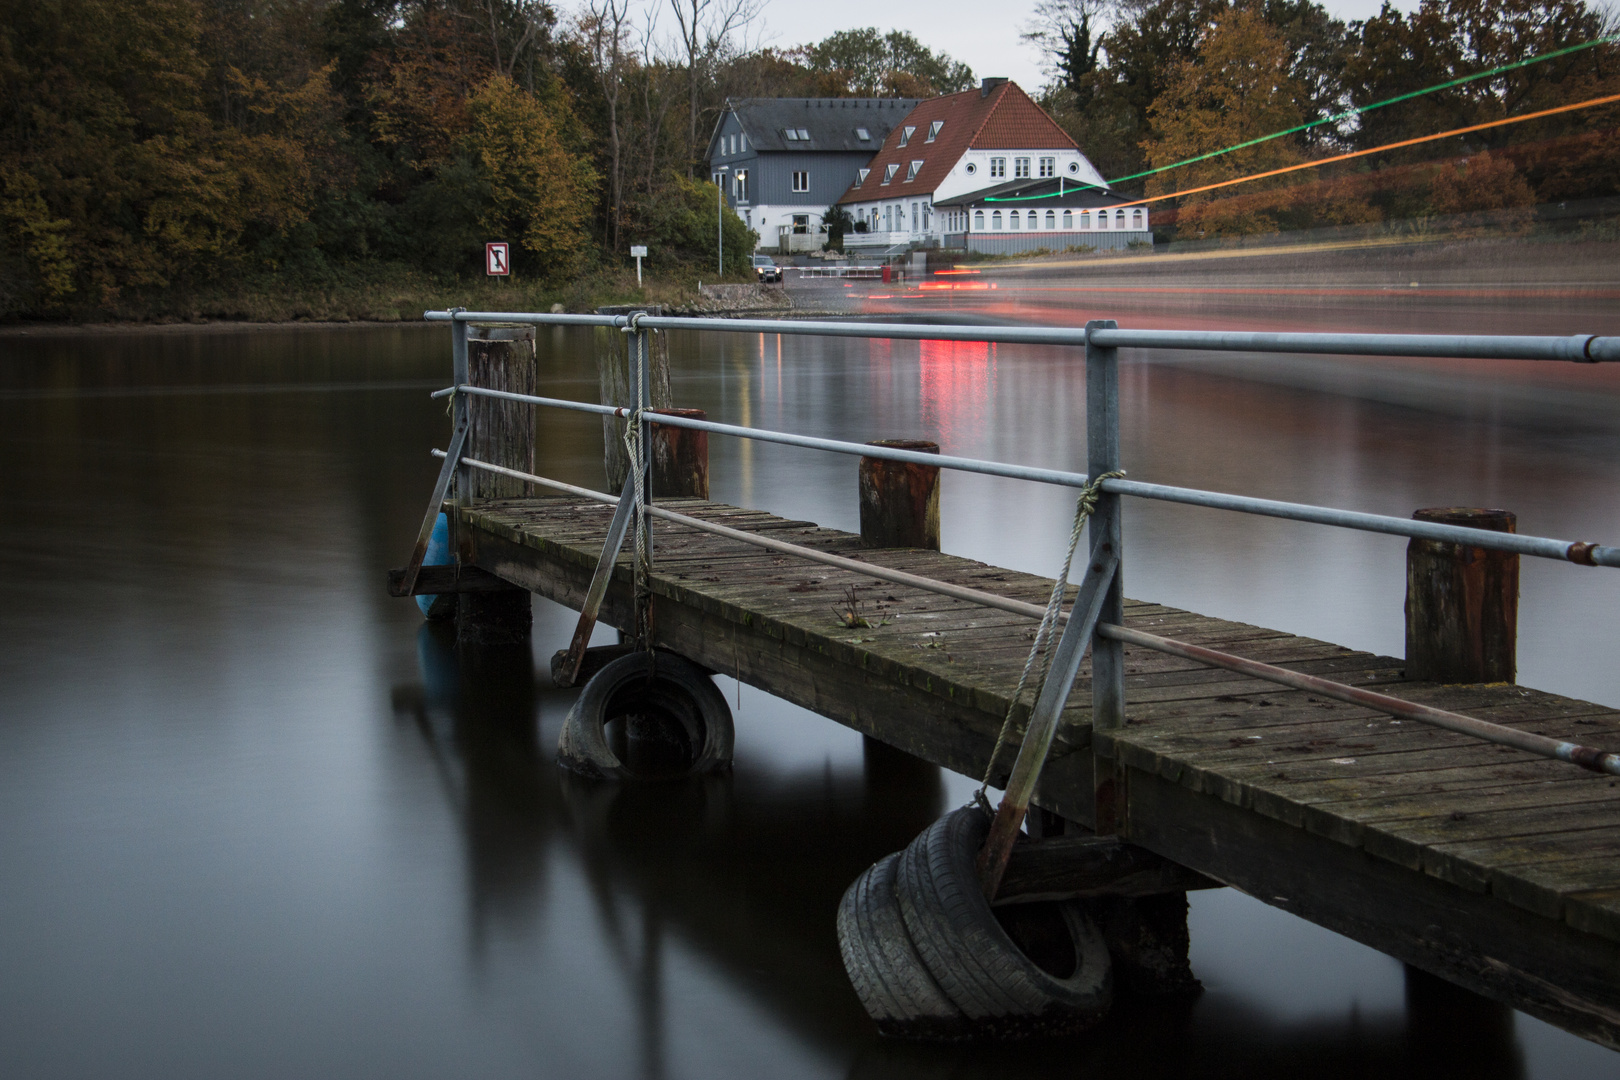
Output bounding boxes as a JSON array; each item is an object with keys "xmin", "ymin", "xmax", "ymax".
[
  {"xmin": 451, "ymin": 310, "xmax": 470, "ymax": 507},
  {"xmin": 1086, "ymin": 319, "xmax": 1127, "ymax": 833},
  {"xmin": 631, "ymin": 318, "xmax": 654, "ymax": 643}
]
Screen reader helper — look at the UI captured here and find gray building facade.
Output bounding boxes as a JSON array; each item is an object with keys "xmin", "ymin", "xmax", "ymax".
[{"xmin": 708, "ymin": 98, "xmax": 915, "ymax": 250}]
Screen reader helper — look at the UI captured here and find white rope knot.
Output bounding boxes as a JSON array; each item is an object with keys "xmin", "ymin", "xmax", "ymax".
[{"xmin": 976, "ymin": 469, "xmax": 1125, "ymax": 802}]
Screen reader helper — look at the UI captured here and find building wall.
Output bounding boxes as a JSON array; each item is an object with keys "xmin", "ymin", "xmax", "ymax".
[
  {"xmin": 712, "ymin": 145, "xmax": 875, "ymax": 248},
  {"xmin": 965, "ymin": 230, "xmax": 1150, "ymax": 254}
]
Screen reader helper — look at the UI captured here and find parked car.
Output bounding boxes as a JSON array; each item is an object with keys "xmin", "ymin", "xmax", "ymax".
[{"xmin": 752, "ymin": 255, "xmax": 781, "ymax": 283}]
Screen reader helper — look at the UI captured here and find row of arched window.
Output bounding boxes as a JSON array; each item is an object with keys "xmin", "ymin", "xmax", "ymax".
[{"xmin": 972, "ymin": 208, "xmax": 1142, "ymax": 232}]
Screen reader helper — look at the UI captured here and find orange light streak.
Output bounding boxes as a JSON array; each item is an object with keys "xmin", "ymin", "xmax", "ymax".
[{"xmin": 1112, "ymin": 92, "xmax": 1620, "ymax": 209}]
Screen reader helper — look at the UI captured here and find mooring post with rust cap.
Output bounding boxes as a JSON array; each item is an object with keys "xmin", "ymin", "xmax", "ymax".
[
  {"xmin": 650, "ymin": 408, "xmax": 709, "ymax": 499},
  {"xmin": 859, "ymin": 439, "xmax": 940, "ymax": 550},
  {"xmin": 1406, "ymin": 508, "xmax": 1519, "ymax": 683}
]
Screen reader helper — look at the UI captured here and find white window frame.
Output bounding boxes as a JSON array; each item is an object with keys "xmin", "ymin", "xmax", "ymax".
[
  {"xmin": 856, "ymin": 168, "xmax": 870, "ymax": 188},
  {"xmin": 990, "ymin": 157, "xmax": 1006, "ymax": 179},
  {"xmin": 905, "ymin": 160, "xmax": 923, "ymax": 182},
  {"xmin": 974, "ymin": 210, "xmax": 984, "ymax": 230},
  {"xmin": 992, "ymin": 210, "xmax": 1002, "ymax": 229},
  {"xmin": 926, "ymin": 120, "xmax": 943, "ymax": 142},
  {"xmin": 882, "ymin": 163, "xmax": 899, "ymax": 184},
  {"xmin": 899, "ymin": 125, "xmax": 915, "ymax": 147},
  {"xmin": 1014, "ymin": 157, "xmax": 1030, "ymax": 178},
  {"xmin": 1039, "ymin": 157, "xmax": 1055, "ymax": 178},
  {"xmin": 792, "ymin": 170, "xmax": 809, "ymax": 193}
]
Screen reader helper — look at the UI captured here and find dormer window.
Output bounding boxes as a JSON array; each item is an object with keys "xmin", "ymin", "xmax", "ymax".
[
  {"xmin": 899, "ymin": 125, "xmax": 915, "ymax": 147},
  {"xmin": 882, "ymin": 163, "xmax": 899, "ymax": 184},
  {"xmin": 905, "ymin": 160, "xmax": 923, "ymax": 181},
  {"xmin": 856, "ymin": 168, "xmax": 871, "ymax": 187},
  {"xmin": 855, "ymin": 127, "xmax": 871, "ymax": 141},
  {"xmin": 926, "ymin": 121, "xmax": 942, "ymax": 142}
]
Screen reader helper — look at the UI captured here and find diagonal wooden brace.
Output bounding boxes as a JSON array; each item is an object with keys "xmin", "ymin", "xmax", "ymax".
[
  {"xmin": 554, "ymin": 483, "xmax": 641, "ymax": 687},
  {"xmin": 977, "ymin": 540, "xmax": 1120, "ymax": 900},
  {"xmin": 391, "ymin": 421, "xmax": 469, "ymax": 598}
]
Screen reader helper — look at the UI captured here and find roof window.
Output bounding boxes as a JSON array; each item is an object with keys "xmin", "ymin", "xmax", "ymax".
[
  {"xmin": 906, "ymin": 160, "xmax": 923, "ymax": 181},
  {"xmin": 783, "ymin": 127, "xmax": 811, "ymax": 141},
  {"xmin": 855, "ymin": 127, "xmax": 871, "ymax": 141},
  {"xmin": 856, "ymin": 168, "xmax": 871, "ymax": 187},
  {"xmin": 882, "ymin": 163, "xmax": 899, "ymax": 184},
  {"xmin": 926, "ymin": 121, "xmax": 942, "ymax": 142},
  {"xmin": 898, "ymin": 125, "xmax": 915, "ymax": 147}
]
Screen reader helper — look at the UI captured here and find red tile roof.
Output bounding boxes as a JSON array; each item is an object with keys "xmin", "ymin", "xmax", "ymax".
[{"xmin": 836, "ymin": 81, "xmax": 1078, "ymax": 204}]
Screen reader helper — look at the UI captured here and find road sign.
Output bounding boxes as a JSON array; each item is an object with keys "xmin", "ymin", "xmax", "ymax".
[
  {"xmin": 629, "ymin": 245, "xmax": 648, "ymax": 257},
  {"xmin": 485, "ymin": 242, "xmax": 510, "ymax": 276}
]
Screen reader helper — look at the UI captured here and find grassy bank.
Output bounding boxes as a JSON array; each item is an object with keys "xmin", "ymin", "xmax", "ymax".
[{"xmin": 10, "ymin": 261, "xmax": 761, "ymax": 327}]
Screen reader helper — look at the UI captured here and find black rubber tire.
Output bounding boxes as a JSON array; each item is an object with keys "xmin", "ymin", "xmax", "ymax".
[
  {"xmin": 837, "ymin": 853, "xmax": 963, "ymax": 1038},
  {"xmin": 896, "ymin": 806, "xmax": 1112, "ymax": 1037},
  {"xmin": 556, "ymin": 651, "xmax": 734, "ymax": 780}
]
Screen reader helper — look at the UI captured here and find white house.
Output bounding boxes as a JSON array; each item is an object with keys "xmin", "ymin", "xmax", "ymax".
[{"xmin": 835, "ymin": 79, "xmax": 1108, "ymax": 249}]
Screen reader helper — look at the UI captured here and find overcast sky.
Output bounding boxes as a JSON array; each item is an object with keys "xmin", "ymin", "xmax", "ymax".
[{"xmin": 690, "ymin": 0, "xmax": 1415, "ymax": 93}]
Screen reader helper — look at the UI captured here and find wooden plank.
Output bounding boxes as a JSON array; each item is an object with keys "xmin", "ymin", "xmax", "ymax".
[
  {"xmin": 1124, "ymin": 767, "xmax": 1620, "ymax": 1050},
  {"xmin": 995, "ymin": 835, "xmax": 1221, "ymax": 904},
  {"xmin": 386, "ymin": 564, "xmax": 512, "ymax": 596}
]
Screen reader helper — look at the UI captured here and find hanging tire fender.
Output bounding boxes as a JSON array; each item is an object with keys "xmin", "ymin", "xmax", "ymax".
[{"xmin": 557, "ymin": 651, "xmax": 735, "ymax": 780}]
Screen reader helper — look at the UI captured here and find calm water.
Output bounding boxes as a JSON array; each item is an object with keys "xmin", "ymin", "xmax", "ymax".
[{"xmin": 2, "ymin": 308, "xmax": 1619, "ymax": 1079}]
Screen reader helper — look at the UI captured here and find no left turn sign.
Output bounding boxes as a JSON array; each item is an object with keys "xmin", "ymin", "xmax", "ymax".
[{"xmin": 486, "ymin": 242, "xmax": 510, "ymax": 276}]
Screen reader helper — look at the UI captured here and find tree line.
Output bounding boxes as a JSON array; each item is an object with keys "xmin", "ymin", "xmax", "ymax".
[
  {"xmin": 0, "ymin": 0, "xmax": 973, "ymax": 316},
  {"xmin": 1, "ymin": 0, "xmax": 1616, "ymax": 317},
  {"xmin": 1027, "ymin": 0, "xmax": 1620, "ymax": 236}
]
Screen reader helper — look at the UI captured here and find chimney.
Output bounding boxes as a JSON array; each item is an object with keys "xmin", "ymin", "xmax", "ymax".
[{"xmin": 980, "ymin": 77, "xmax": 1009, "ymax": 98}]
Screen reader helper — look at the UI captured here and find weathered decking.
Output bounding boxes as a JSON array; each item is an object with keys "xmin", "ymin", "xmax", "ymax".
[{"xmin": 457, "ymin": 494, "xmax": 1620, "ymax": 1048}]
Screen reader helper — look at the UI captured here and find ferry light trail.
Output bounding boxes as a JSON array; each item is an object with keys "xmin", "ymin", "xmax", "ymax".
[
  {"xmin": 1108, "ymin": 90, "xmax": 1620, "ymax": 210},
  {"xmin": 982, "ymin": 34, "xmax": 1618, "ymax": 204}
]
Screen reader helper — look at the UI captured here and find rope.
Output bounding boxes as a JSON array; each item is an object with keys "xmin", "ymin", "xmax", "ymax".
[{"xmin": 976, "ymin": 470, "xmax": 1124, "ymax": 805}]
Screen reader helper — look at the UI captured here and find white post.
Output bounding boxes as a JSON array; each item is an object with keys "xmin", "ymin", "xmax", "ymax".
[{"xmin": 716, "ymin": 166, "xmax": 729, "ymax": 277}]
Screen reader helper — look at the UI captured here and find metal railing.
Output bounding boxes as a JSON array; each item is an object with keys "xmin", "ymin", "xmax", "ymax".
[{"xmin": 404, "ymin": 307, "xmax": 1620, "ymax": 886}]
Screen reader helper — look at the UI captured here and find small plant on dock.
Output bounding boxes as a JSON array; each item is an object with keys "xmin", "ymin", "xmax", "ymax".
[{"xmin": 833, "ymin": 586, "xmax": 873, "ymax": 629}]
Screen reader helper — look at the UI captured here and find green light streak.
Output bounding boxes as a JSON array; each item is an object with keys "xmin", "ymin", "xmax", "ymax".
[{"xmin": 983, "ymin": 34, "xmax": 1617, "ymax": 204}]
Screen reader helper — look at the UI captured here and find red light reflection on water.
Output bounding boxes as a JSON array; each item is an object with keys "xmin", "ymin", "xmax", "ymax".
[{"xmin": 917, "ymin": 338, "xmax": 996, "ymax": 448}]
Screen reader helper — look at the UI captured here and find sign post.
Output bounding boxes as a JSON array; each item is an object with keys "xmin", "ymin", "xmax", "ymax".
[
  {"xmin": 630, "ymin": 245, "xmax": 648, "ymax": 287},
  {"xmin": 485, "ymin": 242, "xmax": 510, "ymax": 277}
]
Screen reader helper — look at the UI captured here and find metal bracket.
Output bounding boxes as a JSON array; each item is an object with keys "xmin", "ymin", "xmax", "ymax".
[
  {"xmin": 392, "ymin": 420, "xmax": 469, "ymax": 598},
  {"xmin": 977, "ymin": 541, "xmax": 1120, "ymax": 900},
  {"xmin": 554, "ymin": 483, "xmax": 640, "ymax": 686}
]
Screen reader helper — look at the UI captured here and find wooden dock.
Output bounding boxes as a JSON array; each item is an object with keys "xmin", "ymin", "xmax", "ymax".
[{"xmin": 455, "ymin": 493, "xmax": 1620, "ymax": 1048}]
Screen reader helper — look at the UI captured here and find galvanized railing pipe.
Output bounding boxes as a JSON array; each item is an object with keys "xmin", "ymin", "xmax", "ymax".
[
  {"xmin": 438, "ymin": 452, "xmax": 1620, "ymax": 778},
  {"xmin": 424, "ymin": 309, "xmax": 1620, "ymax": 363},
  {"xmin": 430, "ymin": 383, "xmax": 1618, "ymax": 568}
]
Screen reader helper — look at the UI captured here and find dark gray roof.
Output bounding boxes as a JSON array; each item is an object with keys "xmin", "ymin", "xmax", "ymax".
[
  {"xmin": 719, "ymin": 98, "xmax": 918, "ymax": 155},
  {"xmin": 933, "ymin": 176, "xmax": 1135, "ymax": 209}
]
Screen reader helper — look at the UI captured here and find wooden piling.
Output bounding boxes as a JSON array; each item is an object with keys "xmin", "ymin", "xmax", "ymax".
[
  {"xmin": 650, "ymin": 408, "xmax": 709, "ymax": 499},
  {"xmin": 457, "ymin": 323, "xmax": 536, "ymax": 643},
  {"xmin": 858, "ymin": 440, "xmax": 940, "ymax": 550},
  {"xmin": 596, "ymin": 305, "xmax": 672, "ymax": 494},
  {"xmin": 1405, "ymin": 508, "xmax": 1518, "ymax": 683},
  {"xmin": 465, "ymin": 325, "xmax": 537, "ymax": 499}
]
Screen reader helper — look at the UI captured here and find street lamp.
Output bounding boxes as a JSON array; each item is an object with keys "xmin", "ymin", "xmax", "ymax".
[{"xmin": 715, "ymin": 165, "xmax": 729, "ymax": 277}]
